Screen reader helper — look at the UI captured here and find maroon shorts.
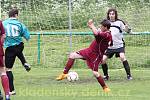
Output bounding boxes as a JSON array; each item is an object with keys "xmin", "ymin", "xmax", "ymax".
[
  {"xmin": 0, "ymin": 55, "xmax": 4, "ymax": 67},
  {"xmin": 78, "ymin": 48, "xmax": 102, "ymax": 71}
]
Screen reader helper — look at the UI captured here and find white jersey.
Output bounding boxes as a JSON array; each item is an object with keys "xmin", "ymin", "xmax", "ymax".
[{"xmin": 108, "ymin": 20, "xmax": 125, "ymax": 49}]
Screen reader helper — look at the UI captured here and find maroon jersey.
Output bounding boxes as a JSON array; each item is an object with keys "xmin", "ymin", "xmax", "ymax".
[
  {"xmin": 89, "ymin": 31, "xmax": 112, "ymax": 55},
  {"xmin": 78, "ymin": 31, "xmax": 112, "ymax": 71},
  {"xmin": 0, "ymin": 21, "xmax": 5, "ymax": 56}
]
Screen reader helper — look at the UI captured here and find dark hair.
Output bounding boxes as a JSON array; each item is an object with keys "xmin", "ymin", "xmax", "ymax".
[
  {"xmin": 9, "ymin": 7, "xmax": 19, "ymax": 17},
  {"xmin": 107, "ymin": 8, "xmax": 118, "ymax": 20},
  {"xmin": 100, "ymin": 19, "xmax": 111, "ymax": 29}
]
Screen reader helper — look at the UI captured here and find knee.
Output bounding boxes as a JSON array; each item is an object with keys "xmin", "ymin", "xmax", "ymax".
[
  {"xmin": 0, "ymin": 67, "xmax": 5, "ymax": 71},
  {"xmin": 119, "ymin": 53, "xmax": 126, "ymax": 61},
  {"xmin": 0, "ymin": 68, "xmax": 6, "ymax": 76},
  {"xmin": 102, "ymin": 60, "xmax": 106, "ymax": 64},
  {"xmin": 68, "ymin": 52, "xmax": 76, "ymax": 59},
  {"xmin": 6, "ymin": 68, "xmax": 12, "ymax": 72},
  {"xmin": 120, "ymin": 56, "xmax": 126, "ymax": 62},
  {"xmin": 0, "ymin": 72, "xmax": 7, "ymax": 76},
  {"xmin": 102, "ymin": 55, "xmax": 107, "ymax": 64},
  {"xmin": 92, "ymin": 71, "xmax": 100, "ymax": 77}
]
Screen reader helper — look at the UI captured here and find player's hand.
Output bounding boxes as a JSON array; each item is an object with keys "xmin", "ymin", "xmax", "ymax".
[
  {"xmin": 0, "ymin": 34, "xmax": 5, "ymax": 45},
  {"xmin": 125, "ymin": 24, "xmax": 128, "ymax": 29},
  {"xmin": 125, "ymin": 24, "xmax": 131, "ymax": 34},
  {"xmin": 88, "ymin": 19, "xmax": 94, "ymax": 28}
]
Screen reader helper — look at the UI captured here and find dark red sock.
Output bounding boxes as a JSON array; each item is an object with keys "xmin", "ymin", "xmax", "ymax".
[
  {"xmin": 63, "ymin": 58, "xmax": 75, "ymax": 74},
  {"xmin": 1, "ymin": 75, "xmax": 10, "ymax": 95},
  {"xmin": 96, "ymin": 76, "xmax": 107, "ymax": 89}
]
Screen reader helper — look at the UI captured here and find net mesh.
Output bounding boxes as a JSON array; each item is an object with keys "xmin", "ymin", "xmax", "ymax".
[{"xmin": 1, "ymin": 0, "xmax": 150, "ymax": 68}]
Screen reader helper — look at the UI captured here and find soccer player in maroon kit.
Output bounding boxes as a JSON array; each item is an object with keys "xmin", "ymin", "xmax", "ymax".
[
  {"xmin": 56, "ymin": 19, "xmax": 112, "ymax": 92},
  {"xmin": 0, "ymin": 21, "xmax": 10, "ymax": 100}
]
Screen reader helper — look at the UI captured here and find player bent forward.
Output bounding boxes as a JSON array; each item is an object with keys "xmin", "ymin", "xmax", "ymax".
[{"xmin": 56, "ymin": 19, "xmax": 113, "ymax": 92}]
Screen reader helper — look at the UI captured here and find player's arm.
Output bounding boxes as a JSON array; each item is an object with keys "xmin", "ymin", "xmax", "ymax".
[
  {"xmin": 108, "ymin": 35, "xmax": 113, "ymax": 46},
  {"xmin": 121, "ymin": 21, "xmax": 131, "ymax": 34},
  {"xmin": 88, "ymin": 19, "xmax": 98, "ymax": 35},
  {"xmin": 0, "ymin": 21, "xmax": 6, "ymax": 44},
  {"xmin": 0, "ymin": 34, "xmax": 6, "ymax": 45},
  {"xmin": 124, "ymin": 24, "xmax": 131, "ymax": 34}
]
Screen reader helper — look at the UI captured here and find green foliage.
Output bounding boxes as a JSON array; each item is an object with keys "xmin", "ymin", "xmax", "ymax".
[
  {"xmin": 1, "ymin": 0, "xmax": 149, "ymax": 69},
  {"xmin": 1, "ymin": 0, "xmax": 150, "ymax": 31}
]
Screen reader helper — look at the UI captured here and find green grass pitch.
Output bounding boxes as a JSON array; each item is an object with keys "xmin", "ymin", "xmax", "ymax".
[
  {"xmin": 5, "ymin": 67, "xmax": 150, "ymax": 100},
  {"xmin": 4, "ymin": 35, "xmax": 149, "ymax": 100}
]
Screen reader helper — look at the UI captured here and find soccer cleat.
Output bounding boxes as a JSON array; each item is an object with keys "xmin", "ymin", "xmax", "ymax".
[
  {"xmin": 103, "ymin": 87, "xmax": 111, "ymax": 93},
  {"xmin": 56, "ymin": 73, "xmax": 68, "ymax": 81},
  {"xmin": 9, "ymin": 91, "xmax": 16, "ymax": 95},
  {"xmin": 127, "ymin": 75, "xmax": 133, "ymax": 80},
  {"xmin": 103, "ymin": 75, "xmax": 109, "ymax": 81},
  {"xmin": 24, "ymin": 63, "xmax": 31, "ymax": 72}
]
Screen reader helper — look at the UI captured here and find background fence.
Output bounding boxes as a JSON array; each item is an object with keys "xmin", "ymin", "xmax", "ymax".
[{"xmin": 0, "ymin": 0, "xmax": 149, "ymax": 69}]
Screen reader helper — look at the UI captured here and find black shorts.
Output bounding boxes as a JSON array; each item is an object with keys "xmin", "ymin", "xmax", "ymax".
[
  {"xmin": 104, "ymin": 47, "xmax": 125, "ymax": 58},
  {"xmin": 5, "ymin": 42, "xmax": 24, "ymax": 68}
]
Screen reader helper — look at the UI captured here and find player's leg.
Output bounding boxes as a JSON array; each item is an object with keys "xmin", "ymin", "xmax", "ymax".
[
  {"xmin": 92, "ymin": 71, "xmax": 110, "ymax": 92},
  {"xmin": 56, "ymin": 52, "xmax": 83, "ymax": 80},
  {"xmin": 5, "ymin": 47, "xmax": 16, "ymax": 95},
  {"xmin": 101, "ymin": 55, "xmax": 109, "ymax": 80},
  {"xmin": 0, "ymin": 56, "xmax": 10, "ymax": 100},
  {"xmin": 119, "ymin": 52, "xmax": 132, "ymax": 80},
  {"xmin": 90, "ymin": 60, "xmax": 110, "ymax": 92},
  {"xmin": 63, "ymin": 52, "xmax": 83, "ymax": 74},
  {"xmin": 101, "ymin": 49, "xmax": 114, "ymax": 80},
  {"xmin": 17, "ymin": 42, "xmax": 31, "ymax": 72},
  {"xmin": 6, "ymin": 68, "xmax": 15, "ymax": 95},
  {"xmin": 17, "ymin": 52, "xmax": 31, "ymax": 72}
]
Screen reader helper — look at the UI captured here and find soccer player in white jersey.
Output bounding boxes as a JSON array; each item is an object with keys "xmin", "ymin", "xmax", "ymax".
[{"xmin": 101, "ymin": 8, "xmax": 132, "ymax": 80}]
